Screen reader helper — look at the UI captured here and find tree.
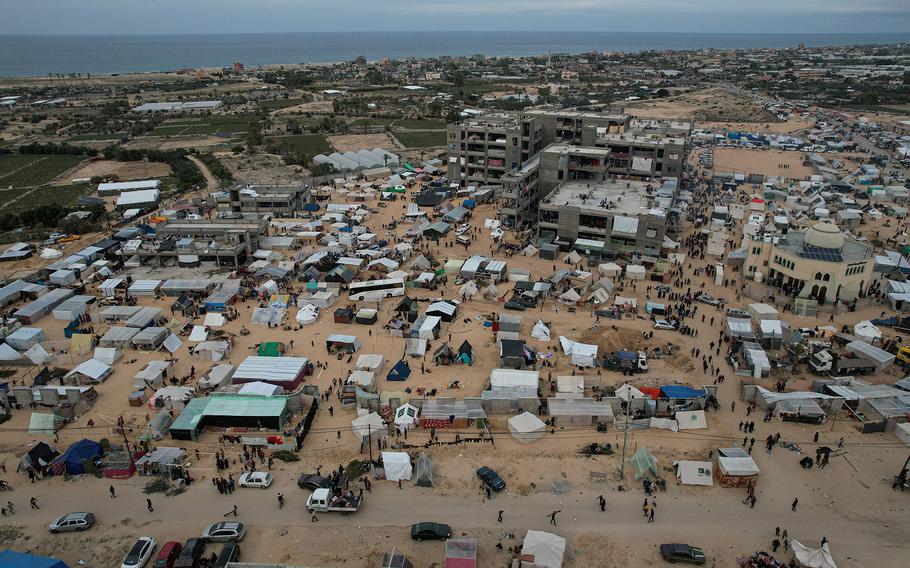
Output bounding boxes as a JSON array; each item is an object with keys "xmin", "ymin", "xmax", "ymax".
[{"xmin": 310, "ymin": 163, "xmax": 336, "ymax": 177}]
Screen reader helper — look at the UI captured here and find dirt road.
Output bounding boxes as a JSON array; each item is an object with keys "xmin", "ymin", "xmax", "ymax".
[{"xmin": 187, "ymin": 155, "xmax": 220, "ymax": 190}]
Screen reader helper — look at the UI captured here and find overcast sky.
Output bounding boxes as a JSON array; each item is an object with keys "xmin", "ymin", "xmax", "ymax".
[{"xmin": 3, "ymin": 0, "xmax": 909, "ymax": 34}]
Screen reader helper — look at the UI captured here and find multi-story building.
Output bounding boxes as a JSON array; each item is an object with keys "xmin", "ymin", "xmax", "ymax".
[
  {"xmin": 523, "ymin": 109, "xmax": 629, "ymax": 146},
  {"xmin": 537, "ymin": 178, "xmax": 677, "ymax": 256},
  {"xmin": 742, "ymin": 222, "xmax": 874, "ymax": 303},
  {"xmin": 131, "ymin": 217, "xmax": 268, "ymax": 268},
  {"xmin": 213, "ymin": 184, "xmax": 310, "ymax": 217},
  {"xmin": 446, "ymin": 113, "xmax": 542, "ymax": 186},
  {"xmin": 582, "ymin": 118, "xmax": 690, "ymax": 179},
  {"xmin": 499, "ymin": 155, "xmax": 540, "ymax": 229}
]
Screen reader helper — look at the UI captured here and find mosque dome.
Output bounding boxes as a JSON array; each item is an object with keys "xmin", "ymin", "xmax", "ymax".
[{"xmin": 804, "ymin": 222, "xmax": 844, "ymax": 250}]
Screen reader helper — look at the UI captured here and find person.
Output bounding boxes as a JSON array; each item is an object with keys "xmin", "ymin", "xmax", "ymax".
[
  {"xmin": 821, "ymin": 536, "xmax": 828, "ymax": 547},
  {"xmin": 775, "ymin": 526, "xmax": 780, "ymax": 536},
  {"xmin": 648, "ymin": 508, "xmax": 655, "ymax": 523},
  {"xmin": 772, "ymin": 539, "xmax": 780, "ymax": 552},
  {"xmin": 791, "ymin": 497, "xmax": 799, "ymax": 512},
  {"xmin": 497, "ymin": 510, "xmax": 503, "ymax": 522},
  {"xmin": 224, "ymin": 505, "xmax": 238, "ymax": 517},
  {"xmin": 6, "ymin": 501, "xmax": 14, "ymax": 515},
  {"xmin": 30, "ymin": 497, "xmax": 38, "ymax": 510},
  {"xmin": 146, "ymin": 499, "xmax": 154, "ymax": 512},
  {"xmin": 598, "ymin": 495, "xmax": 605, "ymax": 512},
  {"xmin": 548, "ymin": 510, "xmax": 560, "ymax": 526},
  {"xmin": 311, "ymin": 511, "xmax": 319, "ymax": 523},
  {"xmin": 109, "ymin": 485, "xmax": 116, "ymax": 498},
  {"xmin": 277, "ymin": 493, "xmax": 285, "ymax": 509},
  {"xmin": 813, "ymin": 432, "xmax": 820, "ymax": 443}
]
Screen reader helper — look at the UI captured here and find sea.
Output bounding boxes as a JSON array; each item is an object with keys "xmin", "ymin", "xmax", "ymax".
[{"xmin": 1, "ymin": 31, "xmax": 909, "ymax": 78}]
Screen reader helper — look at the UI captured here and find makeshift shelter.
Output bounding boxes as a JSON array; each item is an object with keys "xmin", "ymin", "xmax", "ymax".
[
  {"xmin": 531, "ymin": 320, "xmax": 551, "ymax": 341},
  {"xmin": 378, "ymin": 549, "xmax": 414, "ymax": 568},
  {"xmin": 716, "ymin": 448, "xmax": 760, "ymax": 488},
  {"xmin": 630, "ymin": 447, "xmax": 659, "ymax": 479},
  {"xmin": 18, "ymin": 441, "xmax": 59, "ymax": 473},
  {"xmin": 0, "ymin": 550, "xmax": 70, "ymax": 568},
  {"xmin": 53, "ymin": 439, "xmax": 102, "ymax": 475},
  {"xmin": 92, "ymin": 347, "xmax": 120, "ymax": 366},
  {"xmin": 559, "ymin": 336, "xmax": 598, "ymax": 367},
  {"xmin": 792, "ymin": 541, "xmax": 838, "ymax": 568},
  {"xmin": 521, "ymin": 530, "xmax": 566, "ymax": 568},
  {"xmin": 64, "ymin": 359, "xmax": 112, "ymax": 384},
  {"xmin": 356, "ymin": 354, "xmax": 385, "ymax": 372},
  {"xmin": 196, "ymin": 364, "xmax": 235, "ymax": 391},
  {"xmin": 507, "ymin": 411, "xmax": 546, "ymax": 443},
  {"xmin": 675, "ymin": 410, "xmax": 707, "ymax": 430},
  {"xmin": 191, "ymin": 340, "xmax": 229, "ymax": 361},
  {"xmin": 5, "ymin": 327, "xmax": 46, "ymax": 350},
  {"xmin": 747, "ymin": 302, "xmax": 779, "ymax": 321},
  {"xmin": 133, "ymin": 361, "xmax": 172, "ymax": 389},
  {"xmin": 625, "ymin": 264, "xmax": 646, "ymax": 280},
  {"xmin": 132, "ymin": 327, "xmax": 168, "ymax": 350},
  {"xmin": 381, "ymin": 451, "xmax": 412, "ymax": 481},
  {"xmin": 99, "ymin": 326, "xmax": 139, "ymax": 348},
  {"xmin": 352, "ymin": 412, "xmax": 387, "ymax": 442},
  {"xmin": 615, "ymin": 384, "xmax": 646, "ymax": 402},
  {"xmin": 326, "ymin": 334, "xmax": 362, "ymax": 353},
  {"xmin": 388, "ymin": 360, "xmax": 412, "ymax": 381},
  {"xmin": 853, "ymin": 320, "xmax": 881, "ymax": 344},
  {"xmin": 414, "ymin": 452, "xmax": 434, "ymax": 488},
  {"xmin": 445, "ymin": 539, "xmax": 476, "ymax": 568}
]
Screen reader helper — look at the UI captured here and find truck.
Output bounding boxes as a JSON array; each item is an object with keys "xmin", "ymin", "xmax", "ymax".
[
  {"xmin": 808, "ymin": 349, "xmax": 876, "ymax": 375},
  {"xmin": 305, "ymin": 488, "xmax": 362, "ymax": 515},
  {"xmin": 606, "ymin": 350, "xmax": 649, "ymax": 374}
]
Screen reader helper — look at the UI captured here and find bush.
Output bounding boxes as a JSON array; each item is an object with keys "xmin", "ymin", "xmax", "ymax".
[
  {"xmin": 271, "ymin": 450, "xmax": 300, "ymax": 463},
  {"xmin": 143, "ymin": 478, "xmax": 171, "ymax": 494}
]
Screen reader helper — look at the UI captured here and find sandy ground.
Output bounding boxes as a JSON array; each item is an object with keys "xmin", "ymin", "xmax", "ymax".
[
  {"xmin": 122, "ymin": 136, "xmax": 232, "ymax": 151},
  {"xmin": 623, "ymin": 88, "xmax": 778, "ymax": 123},
  {"xmin": 275, "ymin": 101, "xmax": 335, "ymax": 115},
  {"xmin": 1, "ymin": 177, "xmax": 910, "ymax": 567},
  {"xmin": 59, "ymin": 160, "xmax": 172, "ymax": 185},
  {"xmin": 328, "ymin": 133, "xmax": 397, "ymax": 153},
  {"xmin": 713, "ymin": 147, "xmax": 813, "ymax": 179}
]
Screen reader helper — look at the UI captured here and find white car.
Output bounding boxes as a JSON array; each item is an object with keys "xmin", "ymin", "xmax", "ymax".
[
  {"xmin": 121, "ymin": 536, "xmax": 157, "ymax": 568},
  {"xmin": 238, "ymin": 471, "xmax": 273, "ymax": 489},
  {"xmin": 654, "ymin": 320, "xmax": 676, "ymax": 331}
]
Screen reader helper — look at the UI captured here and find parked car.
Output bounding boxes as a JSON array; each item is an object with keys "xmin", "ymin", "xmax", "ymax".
[
  {"xmin": 173, "ymin": 538, "xmax": 205, "ymax": 568},
  {"xmin": 695, "ymin": 293, "xmax": 723, "ymax": 306},
  {"xmin": 726, "ymin": 308, "xmax": 750, "ymax": 318},
  {"xmin": 153, "ymin": 542, "xmax": 183, "ymax": 568},
  {"xmin": 238, "ymin": 471, "xmax": 272, "ymax": 489},
  {"xmin": 122, "ymin": 536, "xmax": 157, "ymax": 568},
  {"xmin": 410, "ymin": 522, "xmax": 452, "ymax": 541},
  {"xmin": 201, "ymin": 522, "xmax": 246, "ymax": 543},
  {"xmin": 504, "ymin": 300, "xmax": 526, "ymax": 311},
  {"xmin": 659, "ymin": 543, "xmax": 706, "ymax": 565},
  {"xmin": 48, "ymin": 512, "xmax": 95, "ymax": 533},
  {"xmin": 297, "ymin": 473, "xmax": 333, "ymax": 491},
  {"xmin": 654, "ymin": 320, "xmax": 676, "ymax": 331},
  {"xmin": 213, "ymin": 543, "xmax": 240, "ymax": 568},
  {"xmin": 476, "ymin": 466, "xmax": 506, "ymax": 492}
]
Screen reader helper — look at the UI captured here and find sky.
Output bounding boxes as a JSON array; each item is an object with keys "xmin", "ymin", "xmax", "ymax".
[{"xmin": 2, "ymin": 0, "xmax": 910, "ymax": 35}]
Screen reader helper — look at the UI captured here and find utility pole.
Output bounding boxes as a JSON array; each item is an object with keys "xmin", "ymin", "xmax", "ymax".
[
  {"xmin": 619, "ymin": 395, "xmax": 631, "ymax": 479},
  {"xmin": 368, "ymin": 423, "xmax": 373, "ymax": 463}
]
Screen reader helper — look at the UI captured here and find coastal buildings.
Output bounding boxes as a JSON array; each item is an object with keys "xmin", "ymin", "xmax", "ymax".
[
  {"xmin": 446, "ymin": 112, "xmax": 542, "ymax": 186},
  {"xmin": 213, "ymin": 184, "xmax": 311, "ymax": 217},
  {"xmin": 742, "ymin": 222, "xmax": 874, "ymax": 303}
]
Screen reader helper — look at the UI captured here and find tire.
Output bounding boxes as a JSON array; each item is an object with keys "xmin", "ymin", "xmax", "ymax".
[
  {"xmin": 50, "ymin": 529, "xmax": 57, "ymax": 534},
  {"xmin": 415, "ymin": 538, "xmax": 422, "ymax": 542}
]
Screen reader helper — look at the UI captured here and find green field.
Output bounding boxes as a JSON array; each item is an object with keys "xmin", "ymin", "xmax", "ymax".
[
  {"xmin": 349, "ymin": 117, "xmax": 395, "ymax": 127},
  {"xmin": 393, "ymin": 118, "xmax": 447, "ymax": 130},
  {"xmin": 393, "ymin": 130, "xmax": 447, "ymax": 148},
  {"xmin": 1, "ymin": 184, "xmax": 98, "ymax": 214},
  {"xmin": 67, "ymin": 133, "xmax": 126, "ymax": 142},
  {"xmin": 0, "ymin": 154, "xmax": 86, "ymax": 188},
  {"xmin": 260, "ymin": 98, "xmax": 307, "ymax": 110},
  {"xmin": 266, "ymin": 135, "xmax": 333, "ymax": 157},
  {"xmin": 149, "ymin": 116, "xmax": 261, "ymax": 136}
]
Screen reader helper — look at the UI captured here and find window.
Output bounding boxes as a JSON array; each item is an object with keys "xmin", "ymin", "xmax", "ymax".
[{"xmin": 646, "ymin": 229, "xmax": 657, "ymax": 238}]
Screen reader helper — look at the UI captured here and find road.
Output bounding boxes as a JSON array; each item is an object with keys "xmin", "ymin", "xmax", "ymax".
[{"xmin": 187, "ymin": 155, "xmax": 220, "ymax": 191}]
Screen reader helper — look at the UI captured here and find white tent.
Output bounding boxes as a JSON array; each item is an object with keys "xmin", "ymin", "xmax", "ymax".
[
  {"xmin": 531, "ymin": 320, "xmax": 551, "ymax": 341},
  {"xmin": 556, "ymin": 376, "xmax": 584, "ymax": 394},
  {"xmin": 853, "ymin": 320, "xmax": 881, "ymax": 343},
  {"xmin": 24, "ymin": 344, "xmax": 51, "ymax": 365},
  {"xmin": 92, "ymin": 347, "xmax": 120, "ymax": 366},
  {"xmin": 674, "ymin": 460, "xmax": 714, "ymax": 486},
  {"xmin": 615, "ymin": 384, "xmax": 646, "ymax": 402},
  {"xmin": 895, "ymin": 422, "xmax": 910, "ymax": 446},
  {"xmin": 675, "ymin": 410, "xmax": 707, "ymax": 430},
  {"xmin": 65, "ymin": 359, "xmax": 112, "ymax": 383},
  {"xmin": 507, "ymin": 412, "xmax": 546, "ymax": 443},
  {"xmin": 197, "ymin": 364, "xmax": 234, "ymax": 391},
  {"xmin": 393, "ymin": 403, "xmax": 419, "ymax": 430},
  {"xmin": 0, "ymin": 343, "xmax": 22, "ymax": 361},
  {"xmin": 133, "ymin": 361, "xmax": 172, "ymax": 389},
  {"xmin": 458, "ymin": 280, "xmax": 478, "ymax": 299},
  {"xmin": 792, "ymin": 541, "xmax": 838, "ymax": 568},
  {"xmin": 625, "ymin": 265, "xmax": 646, "ymax": 280},
  {"xmin": 747, "ymin": 302, "xmax": 779, "ymax": 321},
  {"xmin": 559, "ymin": 336, "xmax": 598, "ymax": 367},
  {"xmin": 563, "ymin": 250, "xmax": 582, "ymax": 264},
  {"xmin": 352, "ymin": 412, "xmax": 387, "ymax": 441},
  {"xmin": 296, "ymin": 305, "xmax": 319, "ymax": 325},
  {"xmin": 521, "ymin": 530, "xmax": 566, "ymax": 568},
  {"xmin": 348, "ymin": 370, "xmax": 376, "ymax": 391},
  {"xmin": 381, "ymin": 451, "xmax": 413, "ymax": 481},
  {"xmin": 188, "ymin": 325, "xmax": 209, "ymax": 342},
  {"xmin": 238, "ymin": 381, "xmax": 282, "ymax": 396},
  {"xmin": 559, "ymin": 288, "xmax": 581, "ymax": 304},
  {"xmin": 203, "ymin": 312, "xmax": 226, "ymax": 327},
  {"xmin": 356, "ymin": 354, "xmax": 384, "ymax": 371},
  {"xmin": 599, "ymin": 262, "xmax": 622, "ymax": 277}
]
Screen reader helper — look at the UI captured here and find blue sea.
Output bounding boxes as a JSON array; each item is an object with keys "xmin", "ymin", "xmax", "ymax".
[{"xmin": 0, "ymin": 31, "xmax": 908, "ymax": 78}]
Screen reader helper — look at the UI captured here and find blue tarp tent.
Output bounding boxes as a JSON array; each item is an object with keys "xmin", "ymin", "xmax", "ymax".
[
  {"xmin": 660, "ymin": 386, "xmax": 707, "ymax": 399},
  {"xmin": 55, "ymin": 438, "xmax": 102, "ymax": 475},
  {"xmin": 303, "ymin": 203, "xmax": 320, "ymax": 211},
  {"xmin": 463, "ymin": 199, "xmax": 476, "ymax": 210},
  {"xmin": 387, "ymin": 360, "xmax": 411, "ymax": 381},
  {"xmin": 0, "ymin": 550, "xmax": 70, "ymax": 568}
]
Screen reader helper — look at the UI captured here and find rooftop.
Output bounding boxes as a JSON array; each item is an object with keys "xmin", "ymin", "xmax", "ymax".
[{"xmin": 541, "ymin": 179, "xmax": 666, "ymax": 216}]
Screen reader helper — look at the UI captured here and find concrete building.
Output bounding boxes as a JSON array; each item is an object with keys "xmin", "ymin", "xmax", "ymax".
[
  {"xmin": 447, "ymin": 112, "xmax": 542, "ymax": 186},
  {"xmin": 581, "ymin": 118, "xmax": 690, "ymax": 179},
  {"xmin": 524, "ymin": 108, "xmax": 629, "ymax": 147},
  {"xmin": 130, "ymin": 217, "xmax": 268, "ymax": 268},
  {"xmin": 742, "ymin": 222, "xmax": 874, "ymax": 303},
  {"xmin": 538, "ymin": 145, "xmax": 612, "ymax": 197},
  {"xmin": 499, "ymin": 155, "xmax": 540, "ymax": 228},
  {"xmin": 537, "ymin": 178, "xmax": 676, "ymax": 256},
  {"xmin": 213, "ymin": 184, "xmax": 310, "ymax": 217}
]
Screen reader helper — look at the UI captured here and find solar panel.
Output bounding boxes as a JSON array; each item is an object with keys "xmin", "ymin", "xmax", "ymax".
[{"xmin": 799, "ymin": 245, "xmax": 843, "ymax": 263}]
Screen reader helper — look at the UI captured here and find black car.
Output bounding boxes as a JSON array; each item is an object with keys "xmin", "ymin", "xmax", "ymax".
[
  {"xmin": 297, "ymin": 474, "xmax": 332, "ymax": 491},
  {"xmin": 504, "ymin": 300, "xmax": 526, "ymax": 311},
  {"xmin": 213, "ymin": 543, "xmax": 240, "ymax": 568},
  {"xmin": 410, "ymin": 522, "xmax": 452, "ymax": 541},
  {"xmin": 476, "ymin": 466, "xmax": 506, "ymax": 492},
  {"xmin": 173, "ymin": 538, "xmax": 205, "ymax": 568},
  {"xmin": 659, "ymin": 543, "xmax": 706, "ymax": 565}
]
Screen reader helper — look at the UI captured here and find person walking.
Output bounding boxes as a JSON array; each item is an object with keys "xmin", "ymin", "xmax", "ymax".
[
  {"xmin": 146, "ymin": 499, "xmax": 154, "ymax": 512},
  {"xmin": 224, "ymin": 505, "xmax": 238, "ymax": 517},
  {"xmin": 791, "ymin": 498, "xmax": 799, "ymax": 512},
  {"xmin": 772, "ymin": 539, "xmax": 780, "ymax": 552},
  {"xmin": 277, "ymin": 493, "xmax": 285, "ymax": 509},
  {"xmin": 109, "ymin": 485, "xmax": 116, "ymax": 498},
  {"xmin": 548, "ymin": 510, "xmax": 560, "ymax": 526},
  {"xmin": 497, "ymin": 510, "xmax": 503, "ymax": 522},
  {"xmin": 648, "ymin": 507, "xmax": 655, "ymax": 523},
  {"xmin": 598, "ymin": 495, "xmax": 605, "ymax": 512},
  {"xmin": 311, "ymin": 511, "xmax": 319, "ymax": 523},
  {"xmin": 30, "ymin": 497, "xmax": 38, "ymax": 510}
]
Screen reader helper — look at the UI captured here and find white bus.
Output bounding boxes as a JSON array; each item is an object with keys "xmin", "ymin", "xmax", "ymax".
[{"xmin": 348, "ymin": 278, "xmax": 406, "ymax": 301}]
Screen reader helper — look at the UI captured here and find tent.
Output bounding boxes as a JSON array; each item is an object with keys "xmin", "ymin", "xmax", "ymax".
[
  {"xmin": 895, "ymin": 422, "xmax": 910, "ymax": 446},
  {"xmin": 507, "ymin": 412, "xmax": 546, "ymax": 443},
  {"xmin": 92, "ymin": 347, "xmax": 120, "ymax": 366},
  {"xmin": 631, "ymin": 447, "xmax": 659, "ymax": 479},
  {"xmin": 716, "ymin": 453, "xmax": 760, "ymax": 487},
  {"xmin": 54, "ymin": 439, "xmax": 102, "ymax": 475},
  {"xmin": 521, "ymin": 530, "xmax": 566, "ymax": 568},
  {"xmin": 792, "ymin": 541, "xmax": 838, "ymax": 568},
  {"xmin": 615, "ymin": 384, "xmax": 646, "ymax": 402},
  {"xmin": 18, "ymin": 441, "xmax": 59, "ymax": 473},
  {"xmin": 675, "ymin": 410, "xmax": 707, "ymax": 430},
  {"xmin": 563, "ymin": 250, "xmax": 582, "ymax": 264},
  {"xmin": 674, "ymin": 460, "xmax": 714, "ymax": 486},
  {"xmin": 356, "ymin": 354, "xmax": 385, "ymax": 372},
  {"xmin": 558, "ymin": 336, "xmax": 598, "ymax": 367},
  {"xmin": 352, "ymin": 412, "xmax": 387, "ymax": 441},
  {"xmin": 64, "ymin": 359, "xmax": 112, "ymax": 384},
  {"xmin": 188, "ymin": 325, "xmax": 208, "ymax": 342},
  {"xmin": 414, "ymin": 452, "xmax": 434, "ymax": 488},
  {"xmin": 531, "ymin": 320, "xmax": 550, "ymax": 341},
  {"xmin": 133, "ymin": 361, "xmax": 171, "ymax": 389},
  {"xmin": 379, "ymin": 549, "xmax": 414, "ymax": 568},
  {"xmin": 625, "ymin": 265, "xmax": 646, "ymax": 280},
  {"xmin": 257, "ymin": 341, "xmax": 284, "ymax": 357},
  {"xmin": 388, "ymin": 360, "xmax": 411, "ymax": 381},
  {"xmin": 853, "ymin": 320, "xmax": 881, "ymax": 343},
  {"xmin": 296, "ymin": 304, "xmax": 319, "ymax": 325},
  {"xmin": 348, "ymin": 370, "xmax": 376, "ymax": 392},
  {"xmin": 381, "ymin": 451, "xmax": 412, "ymax": 481},
  {"xmin": 394, "ymin": 403, "xmax": 419, "ymax": 430},
  {"xmin": 0, "ymin": 550, "xmax": 70, "ymax": 568}
]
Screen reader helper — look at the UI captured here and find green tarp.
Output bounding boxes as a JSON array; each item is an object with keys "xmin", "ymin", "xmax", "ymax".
[{"xmin": 258, "ymin": 342, "xmax": 283, "ymax": 357}]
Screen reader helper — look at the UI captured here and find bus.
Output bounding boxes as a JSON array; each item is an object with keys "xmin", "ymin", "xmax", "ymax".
[{"xmin": 348, "ymin": 278, "xmax": 406, "ymax": 301}]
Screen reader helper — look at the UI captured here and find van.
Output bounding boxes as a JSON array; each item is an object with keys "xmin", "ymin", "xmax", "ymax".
[
  {"xmin": 213, "ymin": 543, "xmax": 240, "ymax": 568},
  {"xmin": 154, "ymin": 542, "xmax": 183, "ymax": 568}
]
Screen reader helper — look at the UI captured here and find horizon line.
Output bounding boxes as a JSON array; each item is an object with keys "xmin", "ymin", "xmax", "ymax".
[{"xmin": 3, "ymin": 30, "xmax": 910, "ymax": 38}]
